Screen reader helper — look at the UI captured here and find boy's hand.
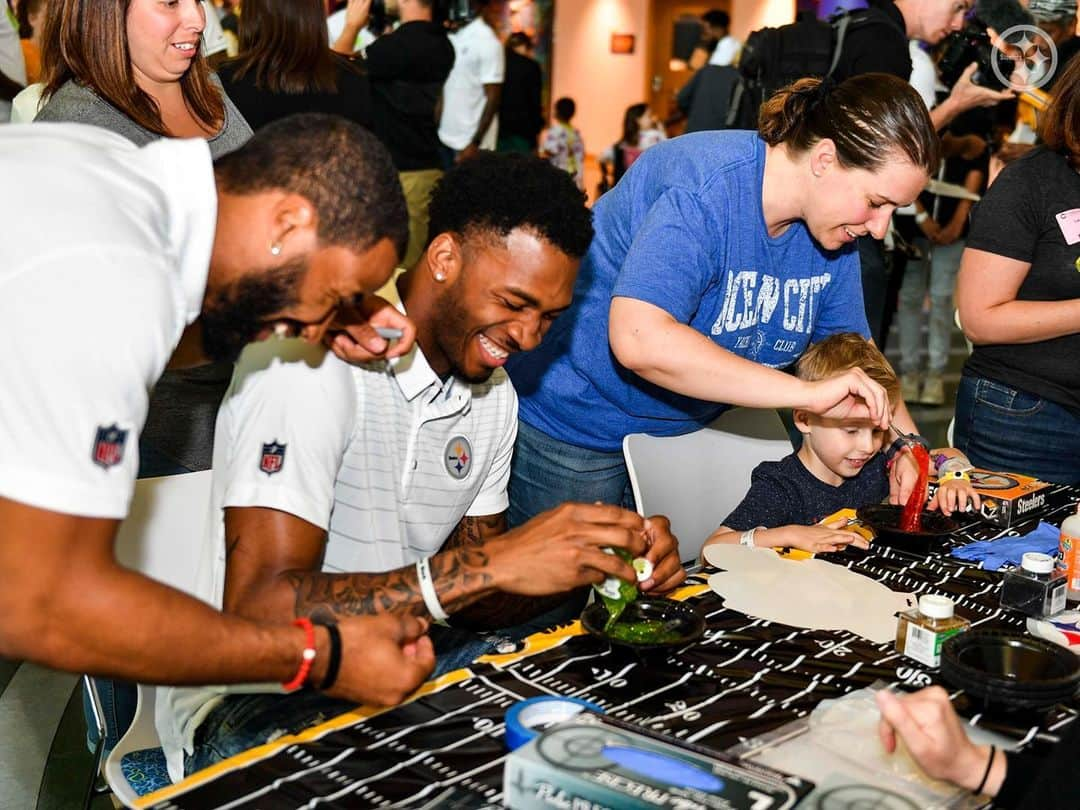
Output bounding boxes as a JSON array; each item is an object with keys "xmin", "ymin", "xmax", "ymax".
[
  {"xmin": 764, "ymin": 520, "xmax": 869, "ymax": 554},
  {"xmin": 888, "ymin": 448, "xmax": 919, "ymax": 506},
  {"xmin": 929, "ymin": 477, "xmax": 980, "ymax": 517}
]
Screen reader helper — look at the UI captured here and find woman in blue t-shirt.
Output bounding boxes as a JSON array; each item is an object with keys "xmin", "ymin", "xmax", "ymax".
[{"xmin": 506, "ymin": 74, "xmax": 939, "ymax": 526}]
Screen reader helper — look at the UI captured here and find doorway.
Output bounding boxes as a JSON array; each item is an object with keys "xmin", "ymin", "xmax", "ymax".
[{"xmin": 648, "ymin": 0, "xmax": 731, "ymax": 128}]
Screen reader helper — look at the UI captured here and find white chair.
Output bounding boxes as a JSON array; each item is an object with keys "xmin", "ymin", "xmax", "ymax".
[
  {"xmin": 623, "ymin": 409, "xmax": 793, "ymax": 564},
  {"xmin": 102, "ymin": 471, "xmax": 213, "ymax": 807}
]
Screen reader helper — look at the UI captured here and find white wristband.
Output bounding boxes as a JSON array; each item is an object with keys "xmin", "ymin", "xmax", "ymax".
[
  {"xmin": 740, "ymin": 527, "xmax": 763, "ymax": 547},
  {"xmin": 415, "ymin": 557, "xmax": 449, "ymax": 623},
  {"xmin": 915, "ymin": 211, "xmax": 929, "ymax": 225}
]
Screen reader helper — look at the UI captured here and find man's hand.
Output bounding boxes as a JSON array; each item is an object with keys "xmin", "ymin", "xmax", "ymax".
[
  {"xmin": 456, "ymin": 143, "xmax": 481, "ymax": 163},
  {"xmin": 875, "ymin": 688, "xmax": 1004, "ymax": 795},
  {"xmin": 932, "ymin": 220, "xmax": 964, "ymax": 246},
  {"xmin": 345, "ymin": 0, "xmax": 372, "ymax": 30},
  {"xmin": 486, "ymin": 502, "xmax": 650, "ymax": 595},
  {"xmin": 638, "ymin": 515, "xmax": 686, "ymax": 593},
  {"xmin": 324, "ymin": 613, "xmax": 434, "ymax": 705},
  {"xmin": 331, "ymin": 0, "xmax": 371, "ymax": 54},
  {"xmin": 946, "ymin": 63, "xmax": 1016, "ymax": 113},
  {"xmin": 325, "ymin": 294, "xmax": 417, "ymax": 365},
  {"xmin": 801, "ymin": 369, "xmax": 890, "ymax": 430}
]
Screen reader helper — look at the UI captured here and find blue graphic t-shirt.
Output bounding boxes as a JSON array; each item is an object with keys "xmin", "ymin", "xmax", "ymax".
[{"xmin": 508, "ymin": 131, "xmax": 868, "ymax": 452}]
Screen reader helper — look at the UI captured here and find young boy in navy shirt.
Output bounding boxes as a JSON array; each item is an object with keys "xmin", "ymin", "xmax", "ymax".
[{"xmin": 703, "ymin": 333, "xmax": 977, "ymax": 555}]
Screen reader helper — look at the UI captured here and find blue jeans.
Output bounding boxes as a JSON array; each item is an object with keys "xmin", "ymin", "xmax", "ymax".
[
  {"xmin": 508, "ymin": 420, "xmax": 636, "ymax": 528},
  {"xmin": 186, "ymin": 599, "xmax": 584, "ymax": 775},
  {"xmin": 82, "ymin": 677, "xmax": 139, "ymax": 755},
  {"xmin": 953, "ymin": 374, "xmax": 1080, "ymax": 484},
  {"xmin": 897, "ymin": 239, "xmax": 965, "ymax": 375}
]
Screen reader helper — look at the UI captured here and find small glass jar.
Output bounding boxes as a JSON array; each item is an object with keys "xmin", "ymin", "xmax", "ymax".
[
  {"xmin": 895, "ymin": 595, "xmax": 970, "ymax": 668},
  {"xmin": 1001, "ymin": 552, "xmax": 1067, "ymax": 618}
]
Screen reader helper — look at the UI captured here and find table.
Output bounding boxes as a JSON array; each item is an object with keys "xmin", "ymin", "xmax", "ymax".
[{"xmin": 141, "ymin": 485, "xmax": 1080, "ymax": 809}]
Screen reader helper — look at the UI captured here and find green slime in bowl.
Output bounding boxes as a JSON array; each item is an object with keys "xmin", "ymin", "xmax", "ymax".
[{"xmin": 606, "ymin": 618, "xmax": 685, "ymax": 645}]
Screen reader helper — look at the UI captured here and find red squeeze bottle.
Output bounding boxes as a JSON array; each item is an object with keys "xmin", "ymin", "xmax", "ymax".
[{"xmin": 900, "ymin": 444, "xmax": 930, "ymax": 532}]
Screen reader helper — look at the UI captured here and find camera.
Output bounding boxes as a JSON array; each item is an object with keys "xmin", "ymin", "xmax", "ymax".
[{"xmin": 937, "ymin": 20, "xmax": 1017, "ymax": 91}]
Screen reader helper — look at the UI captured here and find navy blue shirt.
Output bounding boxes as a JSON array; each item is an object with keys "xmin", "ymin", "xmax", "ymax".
[{"xmin": 724, "ymin": 452, "xmax": 889, "ymax": 530}]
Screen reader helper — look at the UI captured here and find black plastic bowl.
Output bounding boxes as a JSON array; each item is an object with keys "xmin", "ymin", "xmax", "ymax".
[
  {"xmin": 857, "ymin": 503, "xmax": 958, "ymax": 554},
  {"xmin": 581, "ymin": 598, "xmax": 705, "ymax": 651},
  {"xmin": 941, "ymin": 630, "xmax": 1080, "ymax": 712}
]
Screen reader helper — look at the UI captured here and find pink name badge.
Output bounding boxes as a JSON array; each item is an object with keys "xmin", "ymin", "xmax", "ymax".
[{"xmin": 1056, "ymin": 208, "xmax": 1080, "ymax": 246}]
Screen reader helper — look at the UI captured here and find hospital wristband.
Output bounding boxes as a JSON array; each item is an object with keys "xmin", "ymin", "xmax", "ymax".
[
  {"xmin": 740, "ymin": 527, "xmax": 765, "ymax": 547},
  {"xmin": 281, "ymin": 617, "xmax": 317, "ymax": 693},
  {"xmin": 416, "ymin": 557, "xmax": 450, "ymax": 623}
]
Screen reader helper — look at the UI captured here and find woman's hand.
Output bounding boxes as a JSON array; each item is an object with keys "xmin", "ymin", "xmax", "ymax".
[
  {"xmin": 876, "ymin": 688, "xmax": 1005, "ymax": 795},
  {"xmin": 800, "ymin": 369, "xmax": 890, "ymax": 430}
]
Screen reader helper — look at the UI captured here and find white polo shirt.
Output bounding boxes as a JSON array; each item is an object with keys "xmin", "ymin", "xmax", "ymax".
[
  {"xmin": 0, "ymin": 124, "xmax": 215, "ymax": 519},
  {"xmin": 438, "ymin": 17, "xmax": 505, "ymax": 150},
  {"xmin": 159, "ymin": 323, "xmax": 517, "ymax": 781}
]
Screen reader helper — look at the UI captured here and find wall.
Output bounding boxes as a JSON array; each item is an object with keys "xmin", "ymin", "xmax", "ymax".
[
  {"xmin": 550, "ymin": 0, "xmax": 651, "ymax": 155},
  {"xmin": 550, "ymin": 0, "xmax": 795, "ymax": 155},
  {"xmin": 729, "ymin": 0, "xmax": 796, "ymax": 41}
]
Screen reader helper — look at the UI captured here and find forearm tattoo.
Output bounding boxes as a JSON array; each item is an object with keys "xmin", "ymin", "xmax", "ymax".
[{"xmin": 285, "ymin": 516, "xmax": 505, "ymax": 621}]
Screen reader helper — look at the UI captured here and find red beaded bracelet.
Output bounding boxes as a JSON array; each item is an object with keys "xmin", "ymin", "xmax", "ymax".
[{"xmin": 281, "ymin": 617, "xmax": 317, "ymax": 693}]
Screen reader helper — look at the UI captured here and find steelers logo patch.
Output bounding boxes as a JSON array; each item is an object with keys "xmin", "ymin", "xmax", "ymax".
[{"xmin": 444, "ymin": 435, "xmax": 473, "ymax": 480}]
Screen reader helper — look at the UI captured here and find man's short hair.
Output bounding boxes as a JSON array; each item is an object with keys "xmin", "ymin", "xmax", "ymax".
[
  {"xmin": 796, "ymin": 333, "xmax": 900, "ymax": 406},
  {"xmin": 214, "ymin": 114, "xmax": 408, "ymax": 259},
  {"xmin": 702, "ymin": 10, "xmax": 730, "ymax": 29},
  {"xmin": 427, "ymin": 152, "xmax": 594, "ymax": 258},
  {"xmin": 554, "ymin": 96, "xmax": 576, "ymax": 120}
]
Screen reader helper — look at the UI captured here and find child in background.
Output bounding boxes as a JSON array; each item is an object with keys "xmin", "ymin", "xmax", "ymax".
[
  {"xmin": 598, "ymin": 102, "xmax": 668, "ymax": 191},
  {"xmin": 702, "ymin": 333, "xmax": 979, "ymax": 556},
  {"xmin": 539, "ymin": 96, "xmax": 585, "ymax": 191}
]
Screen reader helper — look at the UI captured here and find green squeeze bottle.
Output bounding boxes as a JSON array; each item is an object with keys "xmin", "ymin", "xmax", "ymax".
[{"xmin": 594, "ymin": 549, "xmax": 653, "ymax": 632}]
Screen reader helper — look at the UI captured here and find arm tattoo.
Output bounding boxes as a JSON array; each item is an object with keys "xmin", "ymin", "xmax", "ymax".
[
  {"xmin": 285, "ymin": 515, "xmax": 506, "ymax": 621},
  {"xmin": 444, "ymin": 515, "xmax": 578, "ymax": 630}
]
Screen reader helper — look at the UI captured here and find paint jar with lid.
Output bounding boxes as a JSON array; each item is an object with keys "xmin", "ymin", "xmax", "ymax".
[
  {"xmin": 1001, "ymin": 552, "xmax": 1067, "ymax": 618},
  {"xmin": 895, "ymin": 595, "xmax": 970, "ymax": 668}
]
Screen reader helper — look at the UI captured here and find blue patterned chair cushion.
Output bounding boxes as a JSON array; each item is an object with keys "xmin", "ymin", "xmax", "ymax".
[{"xmin": 119, "ymin": 747, "xmax": 172, "ymax": 797}]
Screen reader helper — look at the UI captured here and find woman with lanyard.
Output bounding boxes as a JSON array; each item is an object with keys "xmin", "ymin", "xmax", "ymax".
[{"xmin": 506, "ymin": 73, "xmax": 938, "ymax": 524}]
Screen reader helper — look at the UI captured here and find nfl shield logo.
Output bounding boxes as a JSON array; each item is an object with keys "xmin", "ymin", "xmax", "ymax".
[
  {"xmin": 92, "ymin": 424, "xmax": 128, "ymax": 469},
  {"xmin": 260, "ymin": 441, "xmax": 286, "ymax": 476}
]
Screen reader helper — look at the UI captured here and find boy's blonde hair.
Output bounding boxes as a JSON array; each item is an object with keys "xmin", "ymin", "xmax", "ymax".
[{"xmin": 796, "ymin": 333, "xmax": 900, "ymax": 406}]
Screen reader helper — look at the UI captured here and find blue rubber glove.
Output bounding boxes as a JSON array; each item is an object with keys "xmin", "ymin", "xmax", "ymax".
[{"xmin": 950, "ymin": 522, "xmax": 1061, "ymax": 571}]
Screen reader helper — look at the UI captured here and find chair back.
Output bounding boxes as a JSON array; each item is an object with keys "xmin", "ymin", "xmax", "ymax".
[
  {"xmin": 623, "ymin": 409, "xmax": 792, "ymax": 564},
  {"xmin": 105, "ymin": 471, "xmax": 213, "ymax": 806}
]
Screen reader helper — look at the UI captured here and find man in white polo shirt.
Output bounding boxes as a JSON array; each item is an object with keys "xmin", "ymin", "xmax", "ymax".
[
  {"xmin": 438, "ymin": 0, "xmax": 506, "ymax": 165},
  {"xmin": 161, "ymin": 153, "xmax": 685, "ymax": 779},
  {"xmin": 0, "ymin": 117, "xmax": 434, "ymax": 726}
]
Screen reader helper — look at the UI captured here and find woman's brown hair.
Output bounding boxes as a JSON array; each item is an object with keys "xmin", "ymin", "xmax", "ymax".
[
  {"xmin": 759, "ymin": 74, "xmax": 940, "ymax": 175},
  {"xmin": 1040, "ymin": 55, "xmax": 1080, "ymax": 171},
  {"xmin": 40, "ymin": 0, "xmax": 223, "ymax": 137},
  {"xmin": 226, "ymin": 0, "xmax": 339, "ymax": 95}
]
